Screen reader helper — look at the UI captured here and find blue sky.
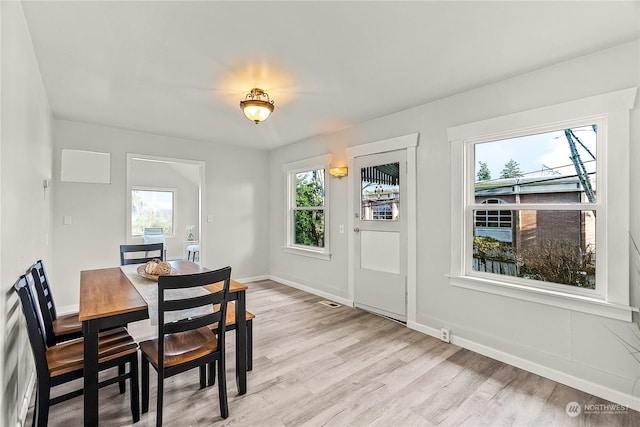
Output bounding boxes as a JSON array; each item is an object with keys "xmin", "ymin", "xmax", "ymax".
[{"xmin": 474, "ymin": 125, "xmax": 596, "ymax": 181}]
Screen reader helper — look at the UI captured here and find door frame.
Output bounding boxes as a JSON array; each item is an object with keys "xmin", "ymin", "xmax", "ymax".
[
  {"xmin": 346, "ymin": 133, "xmax": 419, "ymax": 323},
  {"xmin": 126, "ymin": 153, "xmax": 205, "ymax": 262}
]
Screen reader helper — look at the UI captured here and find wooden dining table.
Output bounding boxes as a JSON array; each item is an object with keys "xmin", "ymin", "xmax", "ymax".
[{"xmin": 79, "ymin": 259, "xmax": 248, "ymax": 426}]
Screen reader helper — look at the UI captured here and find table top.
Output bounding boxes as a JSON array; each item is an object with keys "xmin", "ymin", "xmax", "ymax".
[{"xmin": 79, "ymin": 259, "xmax": 247, "ymax": 322}]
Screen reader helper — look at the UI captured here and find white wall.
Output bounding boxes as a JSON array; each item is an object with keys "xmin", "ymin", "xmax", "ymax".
[
  {"xmin": 269, "ymin": 40, "xmax": 640, "ymax": 408},
  {"xmin": 1, "ymin": 1, "xmax": 54, "ymax": 425},
  {"xmin": 52, "ymin": 120, "xmax": 270, "ymax": 310}
]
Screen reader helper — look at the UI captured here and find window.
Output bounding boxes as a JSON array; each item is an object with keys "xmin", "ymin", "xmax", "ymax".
[
  {"xmin": 284, "ymin": 155, "xmax": 331, "ymax": 259},
  {"xmin": 472, "ymin": 124, "xmax": 598, "ymax": 290},
  {"xmin": 361, "ymin": 162, "xmax": 400, "ymax": 221},
  {"xmin": 131, "ymin": 188, "xmax": 175, "ymax": 236},
  {"xmin": 448, "ymin": 88, "xmax": 636, "ymax": 321}
]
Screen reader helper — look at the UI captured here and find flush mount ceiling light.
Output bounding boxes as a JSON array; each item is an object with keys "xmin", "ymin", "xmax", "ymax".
[{"xmin": 240, "ymin": 88, "xmax": 275, "ymax": 124}]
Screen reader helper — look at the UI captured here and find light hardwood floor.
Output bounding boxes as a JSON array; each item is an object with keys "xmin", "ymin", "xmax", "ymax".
[{"xmin": 30, "ymin": 279, "xmax": 640, "ymax": 426}]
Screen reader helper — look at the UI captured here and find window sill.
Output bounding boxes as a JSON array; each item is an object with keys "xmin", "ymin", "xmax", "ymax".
[
  {"xmin": 283, "ymin": 246, "xmax": 331, "ymax": 261},
  {"xmin": 447, "ymin": 274, "xmax": 633, "ymax": 321}
]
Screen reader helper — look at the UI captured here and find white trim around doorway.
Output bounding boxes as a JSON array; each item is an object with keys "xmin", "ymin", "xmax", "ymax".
[{"xmin": 345, "ymin": 133, "xmax": 419, "ymax": 324}]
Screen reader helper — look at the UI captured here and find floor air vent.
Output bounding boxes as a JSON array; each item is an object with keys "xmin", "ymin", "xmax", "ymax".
[{"xmin": 319, "ymin": 300, "xmax": 340, "ymax": 308}]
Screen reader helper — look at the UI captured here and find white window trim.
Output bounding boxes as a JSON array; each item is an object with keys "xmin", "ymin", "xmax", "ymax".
[
  {"xmin": 130, "ymin": 186, "xmax": 177, "ymax": 238},
  {"xmin": 447, "ymin": 87, "xmax": 637, "ymax": 321},
  {"xmin": 283, "ymin": 154, "xmax": 331, "ymax": 260}
]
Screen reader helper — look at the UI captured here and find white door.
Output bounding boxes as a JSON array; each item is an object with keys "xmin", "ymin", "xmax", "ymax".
[{"xmin": 354, "ymin": 150, "xmax": 407, "ymax": 321}]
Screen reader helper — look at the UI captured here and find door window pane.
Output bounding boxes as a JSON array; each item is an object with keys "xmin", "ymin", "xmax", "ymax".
[{"xmin": 361, "ymin": 162, "xmax": 400, "ymax": 221}]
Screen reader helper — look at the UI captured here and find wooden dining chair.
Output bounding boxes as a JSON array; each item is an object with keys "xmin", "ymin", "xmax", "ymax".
[
  {"xmin": 29, "ymin": 260, "xmax": 82, "ymax": 347},
  {"xmin": 119, "ymin": 243, "xmax": 165, "ymax": 265},
  {"xmin": 14, "ymin": 275, "xmax": 140, "ymax": 426},
  {"xmin": 140, "ymin": 266, "xmax": 232, "ymax": 426}
]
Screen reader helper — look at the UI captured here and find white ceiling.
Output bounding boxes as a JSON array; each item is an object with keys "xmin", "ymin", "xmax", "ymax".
[{"xmin": 21, "ymin": 1, "xmax": 640, "ymax": 150}]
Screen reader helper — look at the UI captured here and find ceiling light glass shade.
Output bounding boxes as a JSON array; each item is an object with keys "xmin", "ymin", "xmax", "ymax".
[{"xmin": 240, "ymin": 88, "xmax": 275, "ymax": 124}]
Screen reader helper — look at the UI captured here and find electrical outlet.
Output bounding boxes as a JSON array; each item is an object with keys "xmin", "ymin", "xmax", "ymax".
[{"xmin": 441, "ymin": 328, "xmax": 450, "ymax": 343}]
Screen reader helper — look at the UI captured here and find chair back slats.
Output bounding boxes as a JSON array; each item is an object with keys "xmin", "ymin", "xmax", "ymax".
[
  {"xmin": 164, "ymin": 312, "xmax": 221, "ymax": 335},
  {"xmin": 29, "ymin": 261, "xmax": 59, "ymax": 347},
  {"xmin": 14, "ymin": 276, "xmax": 50, "ymax": 379},
  {"xmin": 163, "ymin": 293, "xmax": 218, "ymax": 312},
  {"xmin": 119, "ymin": 243, "xmax": 164, "ymax": 265},
  {"xmin": 156, "ymin": 267, "xmax": 232, "ymax": 365},
  {"xmin": 143, "ymin": 227, "xmax": 164, "ymax": 235}
]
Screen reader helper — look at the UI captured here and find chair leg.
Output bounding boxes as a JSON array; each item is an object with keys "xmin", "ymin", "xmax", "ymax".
[
  {"xmin": 118, "ymin": 364, "xmax": 126, "ymax": 393},
  {"xmin": 217, "ymin": 358, "xmax": 229, "ymax": 419},
  {"xmin": 207, "ymin": 361, "xmax": 216, "ymax": 387},
  {"xmin": 35, "ymin": 380, "xmax": 50, "ymax": 427},
  {"xmin": 130, "ymin": 356, "xmax": 140, "ymax": 423},
  {"xmin": 141, "ymin": 356, "xmax": 149, "ymax": 414},
  {"xmin": 156, "ymin": 372, "xmax": 164, "ymax": 427},
  {"xmin": 247, "ymin": 319, "xmax": 253, "ymax": 371},
  {"xmin": 199, "ymin": 365, "xmax": 207, "ymax": 389}
]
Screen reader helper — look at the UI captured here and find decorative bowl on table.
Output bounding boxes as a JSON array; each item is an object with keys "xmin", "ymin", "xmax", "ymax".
[{"xmin": 137, "ymin": 259, "xmax": 177, "ymax": 281}]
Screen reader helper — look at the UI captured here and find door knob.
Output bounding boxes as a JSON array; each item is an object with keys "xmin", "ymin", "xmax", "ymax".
[{"xmin": 354, "ymin": 227, "xmax": 360, "ymax": 233}]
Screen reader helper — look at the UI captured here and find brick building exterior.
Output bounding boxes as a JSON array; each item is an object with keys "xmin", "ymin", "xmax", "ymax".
[{"xmin": 474, "ymin": 176, "xmax": 594, "ymax": 254}]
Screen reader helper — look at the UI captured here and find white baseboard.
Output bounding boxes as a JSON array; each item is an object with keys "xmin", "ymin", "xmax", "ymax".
[
  {"xmin": 57, "ymin": 304, "xmax": 79, "ymax": 316},
  {"xmin": 269, "ymin": 275, "xmax": 354, "ymax": 307},
  {"xmin": 407, "ymin": 320, "xmax": 640, "ymax": 412},
  {"xmin": 236, "ymin": 274, "xmax": 270, "ymax": 284}
]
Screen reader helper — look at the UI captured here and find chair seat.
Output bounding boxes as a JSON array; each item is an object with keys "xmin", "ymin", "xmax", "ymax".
[
  {"xmin": 186, "ymin": 245, "xmax": 200, "ymax": 252},
  {"xmin": 140, "ymin": 327, "xmax": 219, "ymax": 369},
  {"xmin": 52, "ymin": 312, "xmax": 82, "ymax": 337},
  {"xmin": 46, "ymin": 327, "xmax": 138, "ymax": 377},
  {"xmin": 210, "ymin": 302, "xmax": 255, "ymax": 328}
]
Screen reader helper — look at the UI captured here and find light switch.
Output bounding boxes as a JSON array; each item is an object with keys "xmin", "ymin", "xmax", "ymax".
[
  {"xmin": 63, "ymin": 215, "xmax": 72, "ymax": 225},
  {"xmin": 339, "ymin": 224, "xmax": 345, "ymax": 233}
]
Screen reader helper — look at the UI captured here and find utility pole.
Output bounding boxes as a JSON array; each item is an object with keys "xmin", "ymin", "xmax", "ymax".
[{"xmin": 564, "ymin": 128, "xmax": 596, "ymax": 204}]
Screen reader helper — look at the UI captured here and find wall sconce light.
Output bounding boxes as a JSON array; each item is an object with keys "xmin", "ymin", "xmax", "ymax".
[
  {"xmin": 240, "ymin": 88, "xmax": 275, "ymax": 124},
  {"xmin": 329, "ymin": 167, "xmax": 348, "ymax": 178}
]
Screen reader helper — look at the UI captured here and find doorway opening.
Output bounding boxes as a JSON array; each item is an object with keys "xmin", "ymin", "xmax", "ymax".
[{"xmin": 126, "ymin": 154, "xmax": 205, "ymax": 262}]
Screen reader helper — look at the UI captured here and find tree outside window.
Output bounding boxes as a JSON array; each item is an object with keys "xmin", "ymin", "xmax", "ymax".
[
  {"xmin": 294, "ymin": 169, "xmax": 325, "ymax": 247},
  {"xmin": 131, "ymin": 188, "xmax": 174, "ymax": 236}
]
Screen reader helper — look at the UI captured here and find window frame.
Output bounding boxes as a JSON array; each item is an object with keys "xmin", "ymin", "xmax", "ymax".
[
  {"xmin": 467, "ymin": 117, "xmax": 604, "ymax": 298},
  {"xmin": 283, "ymin": 154, "xmax": 331, "ymax": 260},
  {"xmin": 447, "ymin": 88, "xmax": 636, "ymax": 321},
  {"xmin": 130, "ymin": 186, "xmax": 177, "ymax": 238}
]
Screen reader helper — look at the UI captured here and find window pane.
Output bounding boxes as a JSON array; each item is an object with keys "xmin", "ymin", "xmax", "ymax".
[
  {"xmin": 475, "ymin": 125, "xmax": 597, "ymax": 204},
  {"xmin": 294, "ymin": 210, "xmax": 325, "ymax": 247},
  {"xmin": 472, "ymin": 209, "xmax": 596, "ymax": 289},
  {"xmin": 296, "ymin": 169, "xmax": 325, "ymax": 207},
  {"xmin": 131, "ymin": 190, "xmax": 174, "ymax": 236},
  {"xmin": 361, "ymin": 162, "xmax": 400, "ymax": 221}
]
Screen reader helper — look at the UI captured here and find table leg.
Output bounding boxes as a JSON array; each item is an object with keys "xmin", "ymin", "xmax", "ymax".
[
  {"xmin": 83, "ymin": 320, "xmax": 100, "ymax": 426},
  {"xmin": 235, "ymin": 292, "xmax": 247, "ymax": 395}
]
